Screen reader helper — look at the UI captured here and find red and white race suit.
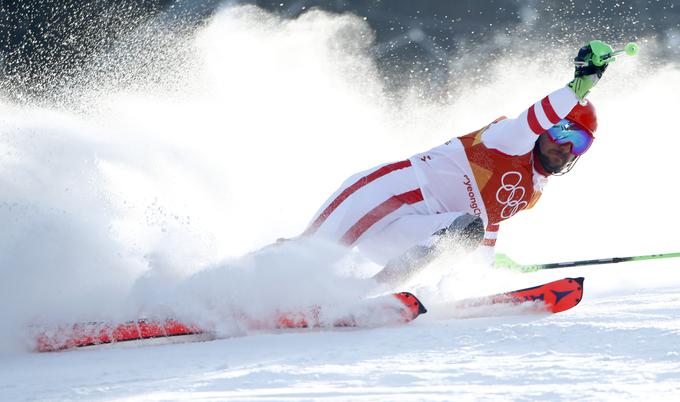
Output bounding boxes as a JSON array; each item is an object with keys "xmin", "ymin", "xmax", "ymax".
[{"xmin": 304, "ymin": 86, "xmax": 580, "ymax": 265}]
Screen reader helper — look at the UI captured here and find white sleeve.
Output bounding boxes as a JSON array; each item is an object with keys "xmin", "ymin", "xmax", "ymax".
[
  {"xmin": 481, "ymin": 86, "xmax": 580, "ymax": 156},
  {"xmin": 474, "ymin": 223, "xmax": 500, "ymax": 268}
]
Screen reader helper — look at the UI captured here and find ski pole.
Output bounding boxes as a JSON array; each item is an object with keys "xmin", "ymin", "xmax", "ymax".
[
  {"xmin": 574, "ymin": 40, "xmax": 639, "ymax": 67},
  {"xmin": 495, "ymin": 251, "xmax": 680, "ymax": 272}
]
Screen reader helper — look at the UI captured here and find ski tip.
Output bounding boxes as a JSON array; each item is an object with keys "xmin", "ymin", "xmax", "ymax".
[
  {"xmin": 548, "ymin": 277, "xmax": 585, "ymax": 313},
  {"xmin": 570, "ymin": 277, "xmax": 585, "ymax": 286},
  {"xmin": 416, "ymin": 298, "xmax": 428, "ymax": 315},
  {"xmin": 394, "ymin": 292, "xmax": 428, "ymax": 319}
]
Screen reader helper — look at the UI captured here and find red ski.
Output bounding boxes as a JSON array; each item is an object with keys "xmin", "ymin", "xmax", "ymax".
[
  {"xmin": 35, "ymin": 319, "xmax": 206, "ymax": 352},
  {"xmin": 35, "ymin": 292, "xmax": 426, "ymax": 352},
  {"xmin": 453, "ymin": 277, "xmax": 584, "ymax": 314},
  {"xmin": 34, "ymin": 277, "xmax": 583, "ymax": 352},
  {"xmin": 266, "ymin": 292, "xmax": 426, "ymax": 329}
]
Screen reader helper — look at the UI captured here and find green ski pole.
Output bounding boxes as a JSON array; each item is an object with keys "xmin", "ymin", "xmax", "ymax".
[
  {"xmin": 574, "ymin": 40, "xmax": 639, "ymax": 67},
  {"xmin": 495, "ymin": 252, "xmax": 680, "ymax": 272}
]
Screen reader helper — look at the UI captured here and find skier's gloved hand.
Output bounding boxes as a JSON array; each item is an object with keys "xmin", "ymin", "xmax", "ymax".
[{"xmin": 568, "ymin": 40, "xmax": 612, "ymax": 100}]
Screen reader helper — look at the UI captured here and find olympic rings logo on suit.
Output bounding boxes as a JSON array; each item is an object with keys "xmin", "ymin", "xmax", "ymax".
[{"xmin": 496, "ymin": 171, "xmax": 528, "ymax": 219}]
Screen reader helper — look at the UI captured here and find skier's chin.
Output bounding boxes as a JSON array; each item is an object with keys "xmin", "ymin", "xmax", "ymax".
[{"xmin": 538, "ymin": 151, "xmax": 567, "ymax": 174}]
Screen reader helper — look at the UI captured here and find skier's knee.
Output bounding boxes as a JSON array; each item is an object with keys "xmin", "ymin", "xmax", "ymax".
[{"xmin": 435, "ymin": 213, "xmax": 484, "ymax": 251}]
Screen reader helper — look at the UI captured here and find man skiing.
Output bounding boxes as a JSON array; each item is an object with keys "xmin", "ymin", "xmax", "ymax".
[{"xmin": 303, "ymin": 42, "xmax": 609, "ymax": 285}]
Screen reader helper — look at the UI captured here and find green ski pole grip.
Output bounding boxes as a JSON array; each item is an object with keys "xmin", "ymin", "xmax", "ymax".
[
  {"xmin": 583, "ymin": 40, "xmax": 639, "ymax": 67},
  {"xmin": 589, "ymin": 40, "xmax": 614, "ymax": 67},
  {"xmin": 623, "ymin": 42, "xmax": 639, "ymax": 56}
]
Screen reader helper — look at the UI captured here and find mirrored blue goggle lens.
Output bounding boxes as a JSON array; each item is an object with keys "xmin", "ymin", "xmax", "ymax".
[{"xmin": 546, "ymin": 120, "xmax": 594, "ymax": 156}]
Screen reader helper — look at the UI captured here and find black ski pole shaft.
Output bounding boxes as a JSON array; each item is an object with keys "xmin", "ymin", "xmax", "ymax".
[{"xmin": 496, "ymin": 252, "xmax": 680, "ymax": 272}]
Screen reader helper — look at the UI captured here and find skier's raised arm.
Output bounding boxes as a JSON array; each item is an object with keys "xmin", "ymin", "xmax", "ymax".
[
  {"xmin": 481, "ymin": 87, "xmax": 580, "ymax": 156},
  {"xmin": 481, "ymin": 42, "xmax": 609, "ymax": 156}
]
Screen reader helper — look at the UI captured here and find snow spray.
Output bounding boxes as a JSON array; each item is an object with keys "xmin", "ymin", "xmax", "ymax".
[{"xmin": 1, "ymin": 4, "xmax": 679, "ymax": 352}]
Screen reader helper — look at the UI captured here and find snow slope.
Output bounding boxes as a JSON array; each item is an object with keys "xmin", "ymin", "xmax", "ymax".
[
  {"xmin": 1, "ymin": 3, "xmax": 680, "ymax": 401},
  {"xmin": 2, "ymin": 261, "xmax": 680, "ymax": 401}
]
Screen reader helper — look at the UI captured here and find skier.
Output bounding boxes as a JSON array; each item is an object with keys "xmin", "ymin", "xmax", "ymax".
[{"xmin": 303, "ymin": 42, "xmax": 608, "ymax": 285}]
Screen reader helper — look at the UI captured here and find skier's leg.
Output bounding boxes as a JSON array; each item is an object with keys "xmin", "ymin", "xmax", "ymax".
[
  {"xmin": 303, "ymin": 160, "xmax": 426, "ymax": 246},
  {"xmin": 369, "ymin": 212, "xmax": 484, "ymax": 285}
]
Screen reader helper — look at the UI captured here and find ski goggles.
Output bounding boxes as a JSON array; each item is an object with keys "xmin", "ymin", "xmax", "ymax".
[{"xmin": 545, "ymin": 119, "xmax": 594, "ymax": 156}]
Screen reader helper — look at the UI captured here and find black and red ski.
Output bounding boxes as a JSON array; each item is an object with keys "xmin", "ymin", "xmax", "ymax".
[
  {"xmin": 34, "ymin": 277, "xmax": 584, "ymax": 352},
  {"xmin": 34, "ymin": 292, "xmax": 426, "ymax": 352},
  {"xmin": 453, "ymin": 277, "xmax": 584, "ymax": 314}
]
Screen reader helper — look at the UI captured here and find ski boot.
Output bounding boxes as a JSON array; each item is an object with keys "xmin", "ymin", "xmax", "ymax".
[{"xmin": 373, "ymin": 213, "xmax": 484, "ymax": 285}]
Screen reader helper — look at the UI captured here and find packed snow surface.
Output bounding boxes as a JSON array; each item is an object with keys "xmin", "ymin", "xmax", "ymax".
[{"xmin": 1, "ymin": 3, "xmax": 679, "ymax": 401}]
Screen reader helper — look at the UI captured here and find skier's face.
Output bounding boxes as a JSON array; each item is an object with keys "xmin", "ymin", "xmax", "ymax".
[{"xmin": 537, "ymin": 133, "xmax": 577, "ymax": 174}]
